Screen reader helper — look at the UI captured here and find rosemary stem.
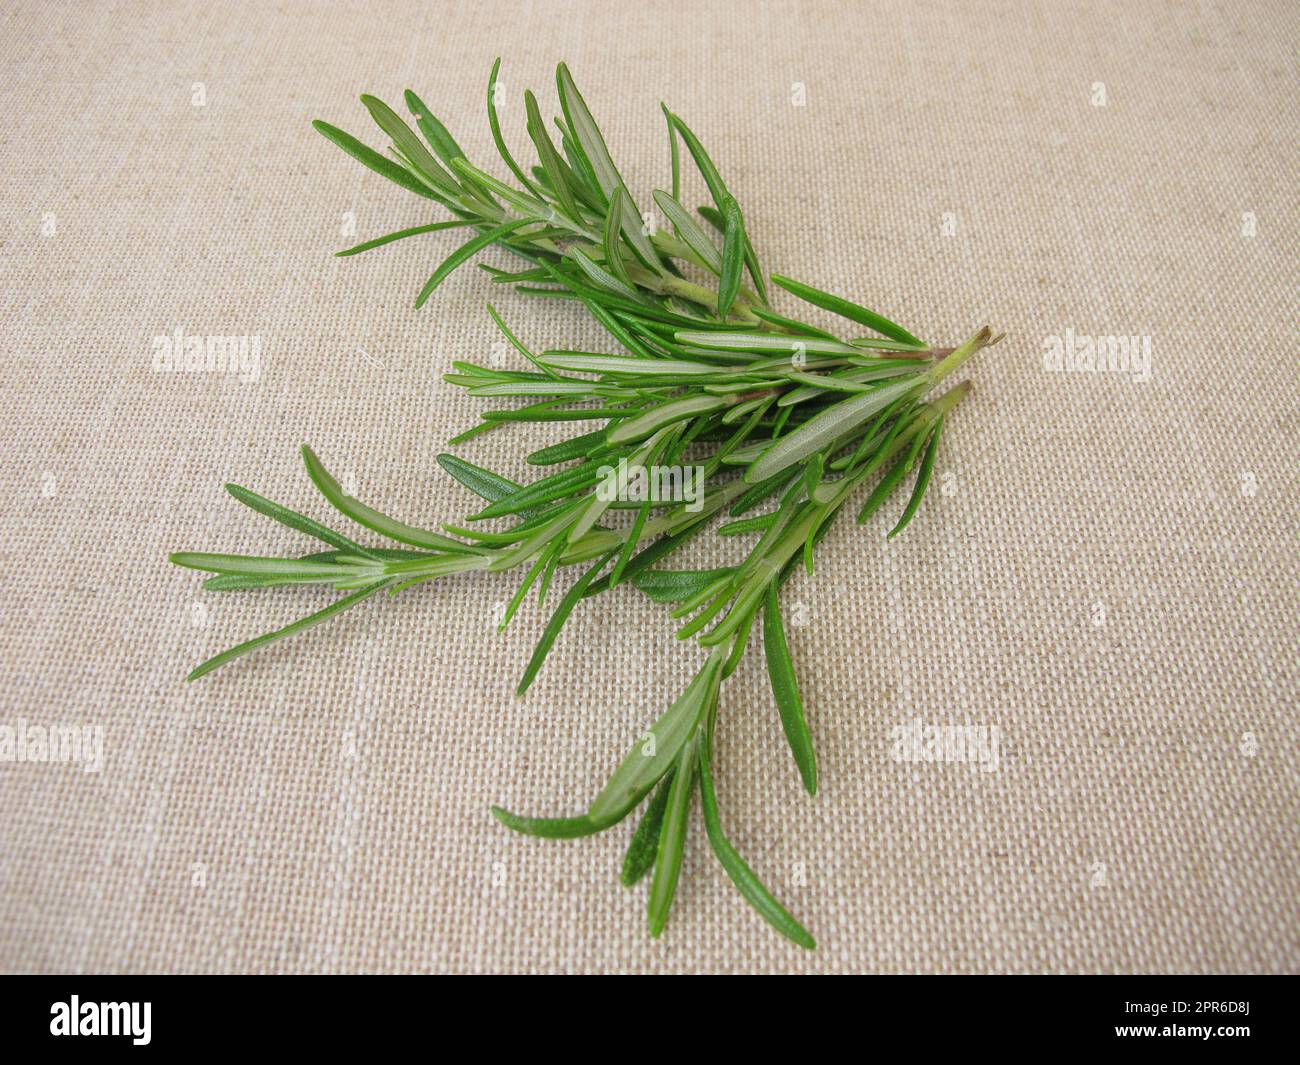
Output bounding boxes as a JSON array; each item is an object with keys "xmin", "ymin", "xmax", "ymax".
[{"xmin": 929, "ymin": 326, "xmax": 998, "ymax": 384}]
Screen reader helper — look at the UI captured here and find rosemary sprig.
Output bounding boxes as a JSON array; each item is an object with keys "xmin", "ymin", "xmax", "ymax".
[{"xmin": 173, "ymin": 61, "xmax": 1003, "ymax": 948}]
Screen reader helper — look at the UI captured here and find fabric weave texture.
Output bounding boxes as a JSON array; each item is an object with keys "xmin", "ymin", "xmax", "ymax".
[{"xmin": 0, "ymin": 0, "xmax": 1296, "ymax": 973}]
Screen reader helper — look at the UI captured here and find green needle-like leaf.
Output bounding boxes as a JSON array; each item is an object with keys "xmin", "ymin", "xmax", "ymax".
[
  {"xmin": 621, "ymin": 770, "xmax": 675, "ymax": 886},
  {"xmin": 588, "ymin": 651, "xmax": 721, "ymax": 822},
  {"xmin": 359, "ymin": 93, "xmax": 461, "ymax": 198},
  {"xmin": 647, "ymin": 737, "xmax": 697, "ymax": 937},
  {"xmin": 556, "ymin": 62, "xmax": 661, "ymax": 272},
  {"xmin": 771, "ymin": 274, "xmax": 923, "ymax": 348},
  {"xmin": 763, "ymin": 585, "xmax": 817, "ymax": 794},
  {"xmin": 450, "ymin": 158, "xmax": 547, "ymax": 220},
  {"xmin": 169, "ymin": 552, "xmax": 365, "ymax": 580},
  {"xmin": 602, "ymin": 187, "xmax": 634, "ymax": 290},
  {"xmin": 666, "ymin": 111, "xmax": 767, "ymax": 302},
  {"xmin": 662, "ymin": 102, "xmax": 681, "ymax": 200},
  {"xmin": 697, "ymin": 203, "xmax": 724, "ymax": 232},
  {"xmin": 652, "ymin": 189, "xmax": 722, "ymax": 274},
  {"xmin": 436, "ymin": 454, "xmax": 522, "ymax": 507},
  {"xmin": 225, "ymin": 483, "xmax": 376, "ymax": 558},
  {"xmin": 607, "ymin": 394, "xmax": 728, "ymax": 445},
  {"xmin": 472, "ymin": 461, "xmax": 602, "ymax": 520},
  {"xmin": 403, "ymin": 89, "xmax": 468, "ymax": 168},
  {"xmin": 675, "ymin": 331, "xmax": 858, "ymax": 355},
  {"xmin": 303, "ymin": 445, "xmax": 475, "ymax": 552},
  {"xmin": 489, "ymin": 806, "xmax": 621, "ymax": 839},
  {"xmin": 608, "ymin": 497, "xmax": 652, "ymax": 589},
  {"xmin": 718, "ymin": 514, "xmax": 775, "ymax": 537},
  {"xmin": 539, "ymin": 352, "xmax": 715, "ymax": 376},
  {"xmin": 335, "ymin": 219, "xmax": 479, "ymax": 257},
  {"xmin": 487, "ymin": 304, "xmax": 563, "ymax": 379},
  {"xmin": 525, "ymin": 88, "xmax": 581, "ymax": 220},
  {"xmin": 487, "ymin": 57, "xmax": 543, "ymax": 197},
  {"xmin": 745, "ymin": 377, "xmax": 923, "ymax": 484},
  {"xmin": 312, "ymin": 120, "xmax": 440, "ymax": 201},
  {"xmin": 632, "ymin": 567, "xmax": 736, "ymax": 603},
  {"xmin": 718, "ymin": 196, "xmax": 744, "ymax": 320},
  {"xmin": 888, "ymin": 414, "xmax": 944, "ymax": 538},
  {"xmin": 569, "ymin": 247, "xmax": 640, "ymax": 300},
  {"xmin": 516, "ymin": 550, "xmax": 614, "ymax": 695},
  {"xmin": 185, "ymin": 582, "xmax": 389, "ymax": 681},
  {"xmin": 415, "ymin": 219, "xmax": 530, "ymax": 308},
  {"xmin": 527, "ymin": 430, "xmax": 607, "ymax": 465},
  {"xmin": 748, "ymin": 306, "xmax": 840, "ymax": 340},
  {"xmin": 698, "ymin": 738, "xmax": 816, "ymax": 949},
  {"xmin": 803, "ymin": 452, "xmax": 825, "ymax": 498},
  {"xmin": 856, "ymin": 418, "xmax": 934, "ymax": 524}
]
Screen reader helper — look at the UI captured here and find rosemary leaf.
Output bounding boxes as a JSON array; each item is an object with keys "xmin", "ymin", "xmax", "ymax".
[
  {"xmin": 763, "ymin": 585, "xmax": 818, "ymax": 794},
  {"xmin": 698, "ymin": 736, "xmax": 816, "ymax": 949},
  {"xmin": 515, "ymin": 550, "xmax": 614, "ymax": 695},
  {"xmin": 856, "ymin": 416, "xmax": 935, "ymax": 524},
  {"xmin": 436, "ymin": 454, "xmax": 525, "ymax": 509},
  {"xmin": 184, "ymin": 582, "xmax": 389, "ymax": 682},
  {"xmin": 526, "ymin": 430, "xmax": 607, "ymax": 465},
  {"xmin": 652, "ymin": 189, "xmax": 722, "ymax": 274},
  {"xmin": 621, "ymin": 770, "xmax": 675, "ymax": 886},
  {"xmin": 403, "ymin": 89, "xmax": 468, "ymax": 169},
  {"xmin": 225, "ymin": 483, "xmax": 376, "ymax": 558},
  {"xmin": 488, "ymin": 807, "xmax": 619, "ymax": 839},
  {"xmin": 302, "ymin": 445, "xmax": 474, "ymax": 552},
  {"xmin": 415, "ymin": 219, "xmax": 531, "ymax": 307},
  {"xmin": 312, "ymin": 120, "xmax": 441, "ymax": 201},
  {"xmin": 360, "ymin": 93, "xmax": 460, "ymax": 198},
  {"xmin": 556, "ymin": 62, "xmax": 660, "ymax": 271},
  {"xmin": 587, "ymin": 650, "xmax": 722, "ymax": 823},
  {"xmin": 647, "ymin": 737, "xmax": 697, "ymax": 937},
  {"xmin": 631, "ymin": 567, "xmax": 736, "ymax": 604},
  {"xmin": 717, "ymin": 196, "xmax": 745, "ymax": 320},
  {"xmin": 335, "ymin": 219, "xmax": 478, "ymax": 257},
  {"xmin": 745, "ymin": 377, "xmax": 924, "ymax": 484},
  {"xmin": 525, "ymin": 88, "xmax": 582, "ymax": 220},
  {"xmin": 888, "ymin": 414, "xmax": 944, "ymax": 538},
  {"xmin": 607, "ymin": 394, "xmax": 729, "ymax": 445},
  {"xmin": 486, "ymin": 57, "xmax": 543, "ymax": 197}
]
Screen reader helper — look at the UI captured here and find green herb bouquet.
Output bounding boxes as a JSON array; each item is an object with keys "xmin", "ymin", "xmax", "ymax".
[{"xmin": 172, "ymin": 61, "xmax": 1002, "ymax": 948}]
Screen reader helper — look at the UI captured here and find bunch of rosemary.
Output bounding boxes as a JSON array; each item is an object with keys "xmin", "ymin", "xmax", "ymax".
[{"xmin": 172, "ymin": 61, "xmax": 1001, "ymax": 948}]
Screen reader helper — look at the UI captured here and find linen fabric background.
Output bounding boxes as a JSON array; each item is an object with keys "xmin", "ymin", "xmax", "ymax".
[{"xmin": 1, "ymin": 0, "xmax": 1296, "ymax": 974}]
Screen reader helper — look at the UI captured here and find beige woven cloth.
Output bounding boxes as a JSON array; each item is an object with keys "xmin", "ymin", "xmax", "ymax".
[{"xmin": 1, "ymin": 0, "xmax": 1296, "ymax": 974}]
